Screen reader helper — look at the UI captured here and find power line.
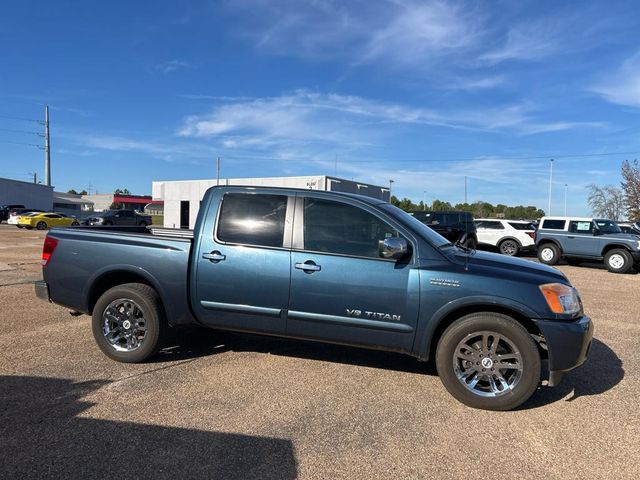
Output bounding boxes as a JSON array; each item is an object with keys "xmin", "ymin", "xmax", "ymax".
[
  {"xmin": 0, "ymin": 139, "xmax": 44, "ymax": 148},
  {"xmin": 0, "ymin": 114, "xmax": 42, "ymax": 123},
  {"xmin": 0, "ymin": 127, "xmax": 43, "ymax": 136},
  {"xmin": 222, "ymin": 150, "xmax": 640, "ymax": 164}
]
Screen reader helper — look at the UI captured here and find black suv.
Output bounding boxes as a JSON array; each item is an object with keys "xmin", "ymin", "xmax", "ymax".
[{"xmin": 409, "ymin": 210, "xmax": 478, "ymax": 248}]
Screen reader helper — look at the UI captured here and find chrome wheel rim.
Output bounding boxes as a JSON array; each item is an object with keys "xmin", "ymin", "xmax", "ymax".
[
  {"xmin": 500, "ymin": 241, "xmax": 517, "ymax": 255},
  {"xmin": 540, "ymin": 248, "xmax": 554, "ymax": 262},
  {"xmin": 609, "ymin": 254, "xmax": 625, "ymax": 269},
  {"xmin": 453, "ymin": 331, "xmax": 523, "ymax": 397},
  {"xmin": 102, "ymin": 298, "xmax": 147, "ymax": 352}
]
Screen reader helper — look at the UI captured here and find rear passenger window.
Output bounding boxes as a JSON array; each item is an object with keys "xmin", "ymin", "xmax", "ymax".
[
  {"xmin": 508, "ymin": 222, "xmax": 534, "ymax": 230},
  {"xmin": 303, "ymin": 198, "xmax": 399, "ymax": 259},
  {"xmin": 569, "ymin": 221, "xmax": 594, "ymax": 234},
  {"xmin": 478, "ymin": 221, "xmax": 504, "ymax": 230},
  {"xmin": 217, "ymin": 193, "xmax": 287, "ymax": 248},
  {"xmin": 541, "ymin": 219, "xmax": 566, "ymax": 230}
]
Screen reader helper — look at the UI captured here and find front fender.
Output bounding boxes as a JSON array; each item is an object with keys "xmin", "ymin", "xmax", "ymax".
[{"xmin": 412, "ymin": 295, "xmax": 542, "ymax": 360}]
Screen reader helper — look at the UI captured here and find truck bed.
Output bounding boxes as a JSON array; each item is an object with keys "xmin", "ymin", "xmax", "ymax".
[{"xmin": 42, "ymin": 226, "xmax": 197, "ymax": 327}]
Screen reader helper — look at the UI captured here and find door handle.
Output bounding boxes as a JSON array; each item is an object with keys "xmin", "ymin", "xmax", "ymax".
[
  {"xmin": 295, "ymin": 261, "xmax": 321, "ymax": 272},
  {"xmin": 567, "ymin": 236, "xmax": 575, "ymax": 239},
  {"xmin": 202, "ymin": 251, "xmax": 226, "ymax": 262}
]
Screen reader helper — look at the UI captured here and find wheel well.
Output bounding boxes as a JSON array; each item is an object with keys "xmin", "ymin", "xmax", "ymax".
[
  {"xmin": 88, "ymin": 271, "xmax": 159, "ymax": 314},
  {"xmin": 428, "ymin": 305, "xmax": 547, "ymax": 361},
  {"xmin": 601, "ymin": 244, "xmax": 632, "ymax": 256}
]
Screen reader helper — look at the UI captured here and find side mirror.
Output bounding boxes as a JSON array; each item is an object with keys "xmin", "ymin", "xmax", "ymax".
[{"xmin": 379, "ymin": 237, "xmax": 409, "ymax": 260}]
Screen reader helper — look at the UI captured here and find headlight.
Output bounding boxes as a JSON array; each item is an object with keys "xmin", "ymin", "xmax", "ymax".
[{"xmin": 539, "ymin": 283, "xmax": 581, "ymax": 315}]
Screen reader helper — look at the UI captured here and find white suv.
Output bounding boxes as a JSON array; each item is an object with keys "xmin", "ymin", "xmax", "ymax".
[{"xmin": 475, "ymin": 219, "xmax": 536, "ymax": 256}]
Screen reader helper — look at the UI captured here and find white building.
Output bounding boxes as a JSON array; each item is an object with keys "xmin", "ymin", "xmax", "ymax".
[
  {"xmin": 0, "ymin": 177, "xmax": 53, "ymax": 210},
  {"xmin": 153, "ymin": 175, "xmax": 391, "ymax": 229}
]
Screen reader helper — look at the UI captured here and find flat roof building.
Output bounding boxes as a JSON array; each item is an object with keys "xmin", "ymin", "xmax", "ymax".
[
  {"xmin": 152, "ymin": 175, "xmax": 390, "ymax": 229},
  {"xmin": 81, "ymin": 193, "xmax": 152, "ymax": 212},
  {"xmin": 0, "ymin": 177, "xmax": 53, "ymax": 211}
]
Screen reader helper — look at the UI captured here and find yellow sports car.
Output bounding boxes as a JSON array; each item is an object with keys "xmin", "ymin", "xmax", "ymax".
[{"xmin": 17, "ymin": 212, "xmax": 79, "ymax": 230}]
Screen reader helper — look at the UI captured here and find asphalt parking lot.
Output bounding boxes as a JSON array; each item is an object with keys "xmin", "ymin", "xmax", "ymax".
[{"xmin": 0, "ymin": 224, "xmax": 638, "ymax": 479}]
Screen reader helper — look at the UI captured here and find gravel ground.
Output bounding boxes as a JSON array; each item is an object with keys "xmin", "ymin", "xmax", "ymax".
[{"xmin": 0, "ymin": 224, "xmax": 638, "ymax": 479}]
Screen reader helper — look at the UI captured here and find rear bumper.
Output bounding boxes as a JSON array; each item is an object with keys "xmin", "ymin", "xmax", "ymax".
[
  {"xmin": 534, "ymin": 315, "xmax": 594, "ymax": 386},
  {"xmin": 34, "ymin": 280, "xmax": 51, "ymax": 302}
]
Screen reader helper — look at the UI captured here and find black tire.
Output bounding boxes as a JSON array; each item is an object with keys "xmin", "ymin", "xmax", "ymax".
[
  {"xmin": 71, "ymin": 221, "xmax": 79, "ymax": 226},
  {"xmin": 604, "ymin": 248, "xmax": 633, "ymax": 274},
  {"xmin": 537, "ymin": 243, "xmax": 560, "ymax": 265},
  {"xmin": 139, "ymin": 221, "xmax": 147, "ymax": 227},
  {"xmin": 36, "ymin": 221, "xmax": 47, "ymax": 230},
  {"xmin": 92, "ymin": 283, "xmax": 166, "ymax": 363},
  {"xmin": 498, "ymin": 239, "xmax": 520, "ymax": 256},
  {"xmin": 16, "ymin": 225, "xmax": 23, "ymax": 229},
  {"xmin": 104, "ymin": 221, "xmax": 113, "ymax": 226},
  {"xmin": 435, "ymin": 313, "xmax": 541, "ymax": 411}
]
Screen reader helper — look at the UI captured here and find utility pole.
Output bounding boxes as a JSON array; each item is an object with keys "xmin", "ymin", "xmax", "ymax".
[
  {"xmin": 30, "ymin": 172, "xmax": 37, "ymax": 184},
  {"xmin": 216, "ymin": 157, "xmax": 220, "ymax": 186},
  {"xmin": 464, "ymin": 175, "xmax": 468, "ymax": 204},
  {"xmin": 389, "ymin": 179, "xmax": 394, "ymax": 200},
  {"xmin": 564, "ymin": 183, "xmax": 568, "ymax": 216},
  {"xmin": 44, "ymin": 105, "xmax": 51, "ymax": 186},
  {"xmin": 547, "ymin": 159, "xmax": 554, "ymax": 216},
  {"xmin": 423, "ymin": 190, "xmax": 427, "ymax": 210}
]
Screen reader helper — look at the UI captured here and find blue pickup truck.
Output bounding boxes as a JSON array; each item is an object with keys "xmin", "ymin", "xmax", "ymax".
[{"xmin": 36, "ymin": 186, "xmax": 593, "ymax": 410}]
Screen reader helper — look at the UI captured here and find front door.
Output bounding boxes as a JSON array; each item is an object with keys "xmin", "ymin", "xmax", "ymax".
[
  {"xmin": 193, "ymin": 191, "xmax": 293, "ymax": 334},
  {"xmin": 287, "ymin": 195, "xmax": 419, "ymax": 352},
  {"xmin": 566, "ymin": 220, "xmax": 598, "ymax": 256}
]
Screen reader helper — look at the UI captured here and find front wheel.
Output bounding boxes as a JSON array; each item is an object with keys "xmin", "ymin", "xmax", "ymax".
[
  {"xmin": 604, "ymin": 249, "xmax": 633, "ymax": 274},
  {"xmin": 91, "ymin": 283, "xmax": 165, "ymax": 363},
  {"xmin": 36, "ymin": 221, "xmax": 47, "ymax": 230},
  {"xmin": 435, "ymin": 313, "xmax": 541, "ymax": 411},
  {"xmin": 71, "ymin": 221, "xmax": 79, "ymax": 226},
  {"xmin": 537, "ymin": 243, "xmax": 560, "ymax": 265}
]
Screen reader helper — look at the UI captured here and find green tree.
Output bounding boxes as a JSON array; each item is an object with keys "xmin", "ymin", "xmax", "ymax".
[
  {"xmin": 114, "ymin": 188, "xmax": 131, "ymax": 195},
  {"xmin": 67, "ymin": 189, "xmax": 78, "ymax": 195}
]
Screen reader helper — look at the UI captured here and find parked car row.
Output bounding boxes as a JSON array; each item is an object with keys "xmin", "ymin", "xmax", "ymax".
[
  {"xmin": 408, "ymin": 210, "xmax": 640, "ymax": 273},
  {"xmin": 2, "ymin": 207, "xmax": 152, "ymax": 230}
]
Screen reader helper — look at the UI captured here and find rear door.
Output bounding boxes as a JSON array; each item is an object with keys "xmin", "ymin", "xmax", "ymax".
[
  {"xmin": 192, "ymin": 191, "xmax": 293, "ymax": 334},
  {"xmin": 286, "ymin": 195, "xmax": 419, "ymax": 352}
]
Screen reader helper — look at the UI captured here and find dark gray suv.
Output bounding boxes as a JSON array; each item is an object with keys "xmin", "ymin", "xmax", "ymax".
[{"xmin": 536, "ymin": 216, "xmax": 640, "ymax": 273}]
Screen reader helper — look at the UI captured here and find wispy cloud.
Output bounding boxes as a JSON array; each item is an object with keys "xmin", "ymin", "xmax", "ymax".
[
  {"xmin": 152, "ymin": 60, "xmax": 191, "ymax": 74},
  {"xmin": 177, "ymin": 90, "xmax": 606, "ymax": 147},
  {"xmin": 591, "ymin": 50, "xmax": 640, "ymax": 108},
  {"xmin": 227, "ymin": 0, "xmax": 485, "ymax": 68}
]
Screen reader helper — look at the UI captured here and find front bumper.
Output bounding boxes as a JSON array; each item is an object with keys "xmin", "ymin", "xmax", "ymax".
[
  {"xmin": 535, "ymin": 315, "xmax": 593, "ymax": 386},
  {"xmin": 34, "ymin": 280, "xmax": 51, "ymax": 302}
]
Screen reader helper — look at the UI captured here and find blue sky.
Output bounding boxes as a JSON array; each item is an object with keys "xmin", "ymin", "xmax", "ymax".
[{"xmin": 1, "ymin": 0, "xmax": 640, "ymax": 215}]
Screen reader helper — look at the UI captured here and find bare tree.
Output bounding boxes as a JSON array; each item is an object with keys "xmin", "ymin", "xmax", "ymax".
[
  {"xmin": 587, "ymin": 184, "xmax": 625, "ymax": 220},
  {"xmin": 621, "ymin": 160, "xmax": 640, "ymax": 221}
]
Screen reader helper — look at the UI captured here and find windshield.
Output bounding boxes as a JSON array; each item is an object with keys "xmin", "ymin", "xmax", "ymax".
[
  {"xmin": 380, "ymin": 204, "xmax": 452, "ymax": 248},
  {"xmin": 595, "ymin": 219, "xmax": 622, "ymax": 234}
]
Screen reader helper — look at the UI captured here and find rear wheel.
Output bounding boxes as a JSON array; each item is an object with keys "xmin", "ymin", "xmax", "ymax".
[
  {"xmin": 537, "ymin": 243, "xmax": 560, "ymax": 265},
  {"xmin": 92, "ymin": 283, "xmax": 165, "ymax": 363},
  {"xmin": 436, "ymin": 313, "xmax": 541, "ymax": 411},
  {"xmin": 498, "ymin": 239, "xmax": 520, "ymax": 256},
  {"xmin": 36, "ymin": 221, "xmax": 47, "ymax": 230},
  {"xmin": 16, "ymin": 225, "xmax": 23, "ymax": 229},
  {"xmin": 604, "ymin": 249, "xmax": 633, "ymax": 274}
]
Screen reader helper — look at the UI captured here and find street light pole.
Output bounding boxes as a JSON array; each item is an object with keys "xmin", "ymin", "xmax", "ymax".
[
  {"xmin": 564, "ymin": 183, "xmax": 568, "ymax": 216},
  {"xmin": 389, "ymin": 179, "xmax": 394, "ymax": 200},
  {"xmin": 547, "ymin": 159, "xmax": 554, "ymax": 216},
  {"xmin": 423, "ymin": 190, "xmax": 427, "ymax": 210}
]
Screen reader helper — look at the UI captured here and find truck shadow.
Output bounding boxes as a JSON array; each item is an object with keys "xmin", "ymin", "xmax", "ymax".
[
  {"xmin": 520, "ymin": 337, "xmax": 624, "ymax": 410},
  {"xmin": 158, "ymin": 331, "xmax": 623, "ymax": 409},
  {"xmin": 0, "ymin": 375, "xmax": 297, "ymax": 479},
  {"xmin": 157, "ymin": 327, "xmax": 434, "ymax": 375}
]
